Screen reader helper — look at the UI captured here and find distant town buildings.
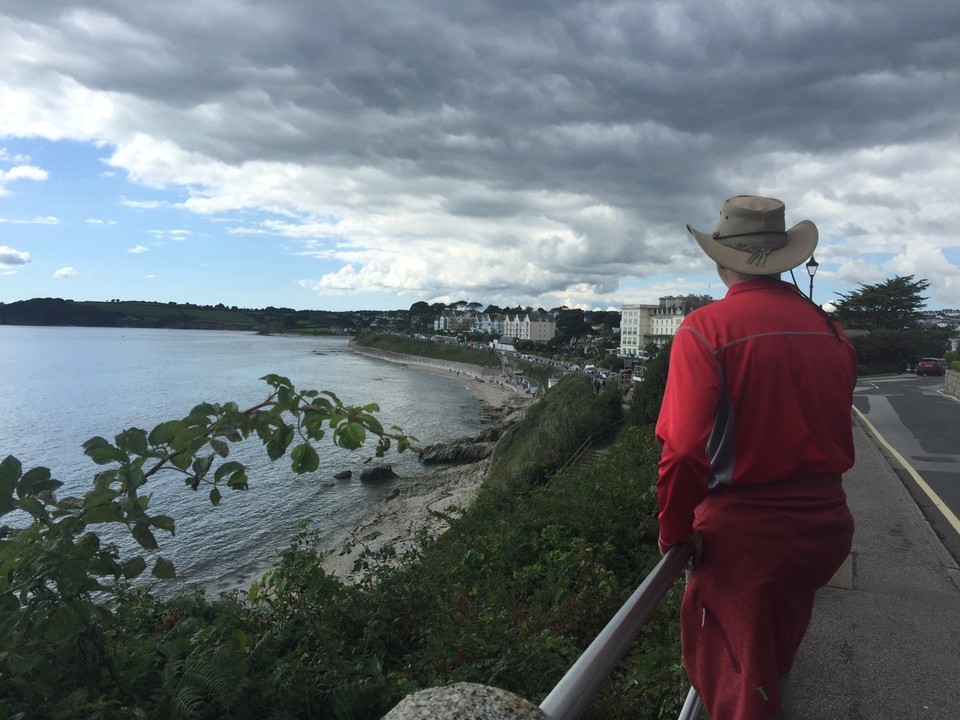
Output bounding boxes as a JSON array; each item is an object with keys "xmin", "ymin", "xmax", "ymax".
[{"xmin": 434, "ymin": 308, "xmax": 557, "ymax": 343}]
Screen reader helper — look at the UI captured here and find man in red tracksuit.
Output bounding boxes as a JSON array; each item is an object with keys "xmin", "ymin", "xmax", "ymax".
[{"xmin": 656, "ymin": 196, "xmax": 857, "ymax": 719}]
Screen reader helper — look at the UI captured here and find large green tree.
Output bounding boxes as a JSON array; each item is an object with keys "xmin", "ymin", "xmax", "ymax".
[
  {"xmin": 832, "ymin": 276, "xmax": 949, "ymax": 372},
  {"xmin": 832, "ymin": 275, "xmax": 928, "ymax": 330}
]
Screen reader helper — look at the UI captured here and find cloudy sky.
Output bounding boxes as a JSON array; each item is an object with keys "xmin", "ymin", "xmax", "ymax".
[{"xmin": 2, "ymin": 0, "xmax": 959, "ymax": 312}]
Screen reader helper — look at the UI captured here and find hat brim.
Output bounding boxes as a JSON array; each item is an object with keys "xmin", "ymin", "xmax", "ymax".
[{"xmin": 687, "ymin": 220, "xmax": 818, "ymax": 275}]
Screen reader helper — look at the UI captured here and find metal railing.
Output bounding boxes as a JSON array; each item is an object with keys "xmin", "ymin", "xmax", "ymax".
[
  {"xmin": 556, "ymin": 418, "xmax": 626, "ymax": 474},
  {"xmin": 538, "ymin": 543, "xmax": 703, "ymax": 720}
]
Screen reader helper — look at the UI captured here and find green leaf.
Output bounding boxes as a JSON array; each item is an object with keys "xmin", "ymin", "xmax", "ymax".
[
  {"xmin": 262, "ymin": 373, "xmax": 292, "ymax": 390},
  {"xmin": 132, "ymin": 521, "xmax": 158, "ymax": 551},
  {"xmin": 83, "ymin": 436, "xmax": 129, "ymax": 465},
  {"xmin": 151, "ymin": 515, "xmax": 175, "ymax": 534},
  {"xmin": 115, "ymin": 428, "xmax": 148, "ymax": 456},
  {"xmin": 44, "ymin": 603, "xmax": 80, "ymax": 642},
  {"xmin": 209, "ymin": 487, "xmax": 222, "ymax": 505},
  {"xmin": 191, "ymin": 454, "xmax": 214, "ymax": 478},
  {"xmin": 149, "ymin": 419, "xmax": 182, "ymax": 445},
  {"xmin": 336, "ymin": 422, "xmax": 366, "ymax": 450},
  {"xmin": 0, "ymin": 456, "xmax": 23, "ymax": 516},
  {"xmin": 209, "ymin": 438, "xmax": 229, "ymax": 457},
  {"xmin": 214, "ymin": 461, "xmax": 245, "ymax": 482},
  {"xmin": 123, "ymin": 556, "xmax": 147, "ymax": 579},
  {"xmin": 302, "ymin": 411, "xmax": 328, "ymax": 441},
  {"xmin": 170, "ymin": 451, "xmax": 193, "ymax": 471},
  {"xmin": 226, "ymin": 469, "xmax": 248, "ymax": 490},
  {"xmin": 16, "ymin": 467, "xmax": 62, "ymax": 498},
  {"xmin": 361, "ymin": 414, "xmax": 385, "ymax": 436},
  {"xmin": 322, "ymin": 390, "xmax": 343, "ymax": 405},
  {"xmin": 189, "ymin": 402, "xmax": 218, "ymax": 418},
  {"xmin": 0, "ymin": 592, "xmax": 20, "ymax": 611},
  {"xmin": 276, "ymin": 385, "xmax": 294, "ymax": 408},
  {"xmin": 82, "ymin": 501, "xmax": 122, "ymax": 524},
  {"xmin": 266, "ymin": 425, "xmax": 295, "ymax": 461},
  {"xmin": 172, "ymin": 424, "xmax": 210, "ymax": 453},
  {"xmin": 152, "ymin": 557, "xmax": 176, "ymax": 579},
  {"xmin": 290, "ymin": 443, "xmax": 320, "ymax": 474},
  {"xmin": 119, "ymin": 466, "xmax": 145, "ymax": 492}
]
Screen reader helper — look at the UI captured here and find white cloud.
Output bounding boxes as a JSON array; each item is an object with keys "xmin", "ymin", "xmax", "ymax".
[
  {"xmin": 0, "ymin": 171, "xmax": 49, "ymax": 196},
  {"xmin": 148, "ymin": 229, "xmax": 192, "ymax": 242},
  {"xmin": 121, "ymin": 198, "xmax": 166, "ymax": 209},
  {"xmin": 0, "ymin": 148, "xmax": 30, "ymax": 163},
  {"xmin": 0, "ymin": 216, "xmax": 59, "ymax": 225},
  {"xmin": 0, "ymin": 245, "xmax": 31, "ymax": 271},
  {"xmin": 0, "ymin": 165, "xmax": 48, "ymax": 183},
  {"xmin": 53, "ymin": 266, "xmax": 78, "ymax": 278},
  {"xmin": 128, "ymin": 244, "xmax": 149, "ymax": 253}
]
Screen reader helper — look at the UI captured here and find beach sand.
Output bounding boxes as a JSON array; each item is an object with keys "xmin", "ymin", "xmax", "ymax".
[{"xmin": 318, "ymin": 345, "xmax": 531, "ymax": 583}]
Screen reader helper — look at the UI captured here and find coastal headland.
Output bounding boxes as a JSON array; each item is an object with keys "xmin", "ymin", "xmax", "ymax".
[{"xmin": 319, "ymin": 342, "xmax": 532, "ymax": 583}]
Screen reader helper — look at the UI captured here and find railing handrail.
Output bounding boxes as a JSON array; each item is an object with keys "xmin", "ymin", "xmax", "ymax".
[
  {"xmin": 557, "ymin": 417, "xmax": 626, "ymax": 474},
  {"xmin": 538, "ymin": 543, "xmax": 694, "ymax": 720}
]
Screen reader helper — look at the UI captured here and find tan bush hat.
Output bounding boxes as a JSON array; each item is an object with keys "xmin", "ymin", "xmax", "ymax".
[{"xmin": 687, "ymin": 195, "xmax": 818, "ymax": 274}]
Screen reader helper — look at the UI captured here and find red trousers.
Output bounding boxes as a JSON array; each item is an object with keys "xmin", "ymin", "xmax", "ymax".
[{"xmin": 681, "ymin": 475, "xmax": 854, "ymax": 720}]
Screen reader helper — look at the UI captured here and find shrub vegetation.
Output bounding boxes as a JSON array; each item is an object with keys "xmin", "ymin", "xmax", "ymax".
[
  {"xmin": 354, "ymin": 332, "xmax": 502, "ymax": 369},
  {"xmin": 1, "ymin": 369, "xmax": 685, "ymax": 719}
]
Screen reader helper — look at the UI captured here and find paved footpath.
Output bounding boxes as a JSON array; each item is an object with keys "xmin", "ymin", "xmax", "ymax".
[{"xmin": 791, "ymin": 417, "xmax": 960, "ymax": 719}]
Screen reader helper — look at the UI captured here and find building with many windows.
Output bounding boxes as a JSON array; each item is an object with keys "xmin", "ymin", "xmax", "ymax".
[
  {"xmin": 619, "ymin": 303, "xmax": 658, "ymax": 357},
  {"xmin": 432, "ymin": 308, "xmax": 556, "ymax": 343},
  {"xmin": 619, "ymin": 297, "xmax": 702, "ymax": 355},
  {"xmin": 502, "ymin": 312, "xmax": 556, "ymax": 343}
]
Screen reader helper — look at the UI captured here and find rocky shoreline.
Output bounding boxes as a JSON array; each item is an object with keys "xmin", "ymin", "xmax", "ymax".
[{"xmin": 318, "ymin": 343, "xmax": 532, "ymax": 584}]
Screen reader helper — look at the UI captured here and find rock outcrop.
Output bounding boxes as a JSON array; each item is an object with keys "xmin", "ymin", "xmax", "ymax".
[
  {"xmin": 359, "ymin": 464, "xmax": 398, "ymax": 482},
  {"xmin": 417, "ymin": 439, "xmax": 497, "ymax": 464},
  {"xmin": 416, "ymin": 404, "xmax": 525, "ymax": 465}
]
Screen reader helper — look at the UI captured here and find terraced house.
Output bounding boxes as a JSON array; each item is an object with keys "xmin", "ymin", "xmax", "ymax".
[{"xmin": 433, "ymin": 307, "xmax": 557, "ymax": 343}]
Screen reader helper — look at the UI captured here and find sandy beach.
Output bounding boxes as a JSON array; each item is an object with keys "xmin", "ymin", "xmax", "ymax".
[{"xmin": 318, "ymin": 344, "xmax": 531, "ymax": 583}]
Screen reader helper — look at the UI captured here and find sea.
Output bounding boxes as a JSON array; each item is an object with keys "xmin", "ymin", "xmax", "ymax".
[{"xmin": 0, "ymin": 326, "xmax": 487, "ymax": 595}]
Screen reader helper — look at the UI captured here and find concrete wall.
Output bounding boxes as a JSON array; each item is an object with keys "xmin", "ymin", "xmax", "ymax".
[{"xmin": 946, "ymin": 368, "xmax": 960, "ymax": 400}]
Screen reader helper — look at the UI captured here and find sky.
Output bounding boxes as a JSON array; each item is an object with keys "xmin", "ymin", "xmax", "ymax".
[{"xmin": 2, "ymin": 1, "xmax": 960, "ymax": 313}]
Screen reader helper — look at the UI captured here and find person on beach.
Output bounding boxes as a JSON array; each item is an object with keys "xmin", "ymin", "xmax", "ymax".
[{"xmin": 655, "ymin": 195, "xmax": 857, "ymax": 719}]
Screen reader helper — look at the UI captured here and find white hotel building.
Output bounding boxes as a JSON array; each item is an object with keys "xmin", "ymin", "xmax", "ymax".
[{"xmin": 619, "ymin": 297, "xmax": 693, "ymax": 356}]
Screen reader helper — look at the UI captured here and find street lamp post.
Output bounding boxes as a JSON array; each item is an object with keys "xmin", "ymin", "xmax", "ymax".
[{"xmin": 806, "ymin": 255, "xmax": 819, "ymax": 301}]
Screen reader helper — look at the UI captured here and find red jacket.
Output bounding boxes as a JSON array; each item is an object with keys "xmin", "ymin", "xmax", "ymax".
[{"xmin": 655, "ymin": 279, "xmax": 857, "ymax": 547}]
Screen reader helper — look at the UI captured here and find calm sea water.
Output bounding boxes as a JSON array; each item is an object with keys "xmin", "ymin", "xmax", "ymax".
[{"xmin": 0, "ymin": 326, "xmax": 486, "ymax": 594}]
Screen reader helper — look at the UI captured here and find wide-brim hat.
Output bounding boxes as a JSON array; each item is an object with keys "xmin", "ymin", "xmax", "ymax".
[{"xmin": 687, "ymin": 195, "xmax": 818, "ymax": 275}]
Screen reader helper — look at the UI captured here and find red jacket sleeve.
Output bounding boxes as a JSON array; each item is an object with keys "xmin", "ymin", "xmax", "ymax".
[{"xmin": 655, "ymin": 325, "xmax": 720, "ymax": 547}]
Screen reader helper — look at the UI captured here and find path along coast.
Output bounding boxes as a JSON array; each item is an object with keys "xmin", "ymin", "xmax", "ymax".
[{"xmin": 319, "ymin": 343, "xmax": 531, "ymax": 584}]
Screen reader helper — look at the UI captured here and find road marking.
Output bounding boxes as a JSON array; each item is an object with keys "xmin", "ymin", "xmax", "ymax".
[{"xmin": 853, "ymin": 406, "xmax": 960, "ymax": 537}]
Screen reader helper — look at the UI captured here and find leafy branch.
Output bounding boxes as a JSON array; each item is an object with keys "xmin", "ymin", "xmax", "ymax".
[{"xmin": 1, "ymin": 374, "xmax": 412, "ymax": 609}]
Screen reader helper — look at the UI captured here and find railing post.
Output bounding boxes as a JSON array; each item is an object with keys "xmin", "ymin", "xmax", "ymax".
[{"xmin": 538, "ymin": 544, "xmax": 692, "ymax": 720}]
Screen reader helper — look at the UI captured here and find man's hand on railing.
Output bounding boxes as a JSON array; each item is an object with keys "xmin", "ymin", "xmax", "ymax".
[{"xmin": 659, "ymin": 530, "xmax": 704, "ymax": 565}]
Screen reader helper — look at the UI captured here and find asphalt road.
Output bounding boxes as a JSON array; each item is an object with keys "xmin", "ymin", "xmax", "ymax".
[{"xmin": 853, "ymin": 373, "xmax": 960, "ymax": 562}]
